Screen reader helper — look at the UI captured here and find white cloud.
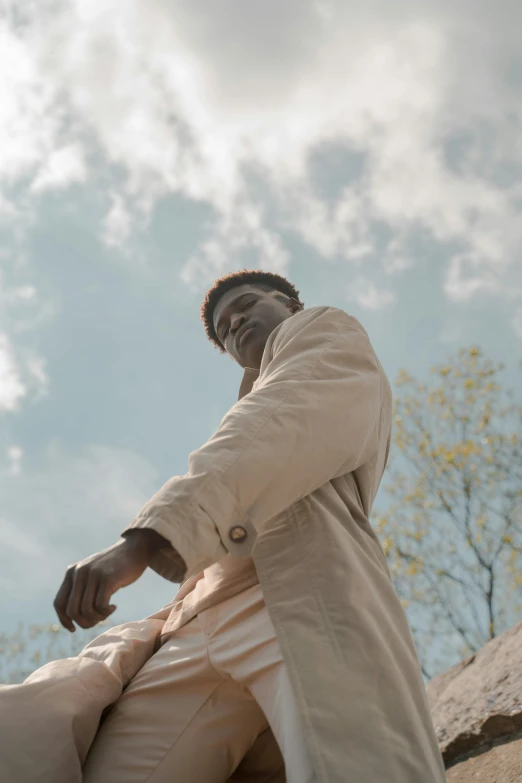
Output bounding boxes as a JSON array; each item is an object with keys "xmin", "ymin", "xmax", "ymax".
[
  {"xmin": 30, "ymin": 143, "xmax": 87, "ymax": 193},
  {"xmin": 26, "ymin": 355, "xmax": 49, "ymax": 399},
  {"xmin": 1, "ymin": 1, "xmax": 522, "ymax": 331},
  {"xmin": 347, "ymin": 276, "xmax": 396, "ymax": 312},
  {"xmin": 382, "ymin": 238, "xmax": 414, "ymax": 275},
  {"xmin": 181, "ymin": 202, "xmax": 290, "ymax": 288},
  {"xmin": 0, "ymin": 269, "xmax": 51, "ymax": 409},
  {"xmin": 0, "ymin": 10, "xmax": 62, "ymax": 184},
  {"xmin": 281, "ymin": 186, "xmax": 374, "ymax": 262},
  {"xmin": 0, "ymin": 332, "xmax": 27, "ymax": 411},
  {"xmin": 102, "ymin": 193, "xmax": 132, "ymax": 249},
  {"xmin": 3, "ymin": 285, "xmax": 37, "ymax": 304},
  {"xmin": 0, "ymin": 331, "xmax": 48, "ymax": 411},
  {"xmin": 7, "ymin": 445, "xmax": 23, "ymax": 476},
  {"xmin": 443, "ymin": 252, "xmax": 499, "ymax": 303}
]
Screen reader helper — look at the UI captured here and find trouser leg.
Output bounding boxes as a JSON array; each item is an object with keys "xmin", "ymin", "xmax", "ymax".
[
  {"xmin": 206, "ymin": 584, "xmax": 317, "ymax": 783},
  {"xmin": 83, "ymin": 615, "xmax": 269, "ymax": 783},
  {"xmin": 0, "ymin": 617, "xmax": 164, "ymax": 783},
  {"xmin": 84, "ymin": 584, "xmax": 315, "ymax": 783}
]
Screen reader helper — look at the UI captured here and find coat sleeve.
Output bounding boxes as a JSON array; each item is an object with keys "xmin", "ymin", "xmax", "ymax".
[{"xmin": 123, "ymin": 307, "xmax": 384, "ymax": 582}]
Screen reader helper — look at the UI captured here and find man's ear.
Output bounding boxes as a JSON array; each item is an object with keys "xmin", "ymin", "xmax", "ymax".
[{"xmin": 288, "ymin": 298, "xmax": 303, "ymax": 314}]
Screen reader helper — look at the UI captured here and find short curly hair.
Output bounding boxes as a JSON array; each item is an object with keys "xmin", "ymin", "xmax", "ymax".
[{"xmin": 201, "ymin": 268, "xmax": 303, "ymax": 352}]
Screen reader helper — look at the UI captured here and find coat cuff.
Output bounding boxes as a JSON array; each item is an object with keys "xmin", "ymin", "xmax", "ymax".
[
  {"xmin": 198, "ymin": 476, "xmax": 258, "ymax": 557},
  {"xmin": 123, "ymin": 475, "xmax": 257, "ymax": 583}
]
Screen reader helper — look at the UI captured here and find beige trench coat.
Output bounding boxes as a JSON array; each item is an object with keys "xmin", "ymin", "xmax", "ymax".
[
  {"xmin": 0, "ymin": 306, "xmax": 446, "ymax": 783},
  {"xmin": 126, "ymin": 306, "xmax": 446, "ymax": 782}
]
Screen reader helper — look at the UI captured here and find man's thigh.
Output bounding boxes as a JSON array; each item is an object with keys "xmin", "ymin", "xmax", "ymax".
[
  {"xmin": 209, "ymin": 586, "xmax": 316, "ymax": 783},
  {"xmin": 83, "ymin": 620, "xmax": 268, "ymax": 783}
]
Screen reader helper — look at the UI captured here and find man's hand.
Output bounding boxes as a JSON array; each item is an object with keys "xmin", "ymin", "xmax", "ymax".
[{"xmin": 53, "ymin": 529, "xmax": 167, "ymax": 632}]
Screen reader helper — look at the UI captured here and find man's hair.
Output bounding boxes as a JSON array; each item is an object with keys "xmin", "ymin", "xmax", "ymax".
[{"xmin": 201, "ymin": 268, "xmax": 303, "ymax": 352}]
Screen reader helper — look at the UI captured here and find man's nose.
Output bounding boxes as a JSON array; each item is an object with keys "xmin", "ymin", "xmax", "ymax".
[{"xmin": 230, "ymin": 313, "xmax": 246, "ymax": 334}]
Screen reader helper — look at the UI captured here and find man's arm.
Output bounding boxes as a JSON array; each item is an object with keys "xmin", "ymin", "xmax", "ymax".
[
  {"xmin": 126, "ymin": 307, "xmax": 384, "ymax": 579},
  {"xmin": 53, "ymin": 529, "xmax": 172, "ymax": 632},
  {"xmin": 54, "ymin": 307, "xmax": 383, "ymax": 630}
]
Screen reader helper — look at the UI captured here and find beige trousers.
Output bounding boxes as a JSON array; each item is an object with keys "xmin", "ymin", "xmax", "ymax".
[{"xmin": 82, "ymin": 583, "xmax": 315, "ymax": 783}]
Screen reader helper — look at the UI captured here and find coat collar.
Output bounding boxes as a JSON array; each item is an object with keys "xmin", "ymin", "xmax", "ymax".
[{"xmin": 238, "ymin": 367, "xmax": 260, "ymax": 400}]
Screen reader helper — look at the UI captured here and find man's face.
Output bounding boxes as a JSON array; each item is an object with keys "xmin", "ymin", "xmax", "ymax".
[{"xmin": 213, "ymin": 284, "xmax": 302, "ymax": 369}]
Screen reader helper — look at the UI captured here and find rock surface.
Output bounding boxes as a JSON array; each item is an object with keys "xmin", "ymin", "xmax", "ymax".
[
  {"xmin": 446, "ymin": 735, "xmax": 522, "ymax": 783},
  {"xmin": 426, "ymin": 621, "xmax": 522, "ymax": 769}
]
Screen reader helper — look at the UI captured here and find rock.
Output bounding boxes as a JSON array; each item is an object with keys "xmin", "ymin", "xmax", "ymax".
[
  {"xmin": 426, "ymin": 621, "xmax": 522, "ymax": 768},
  {"xmin": 446, "ymin": 735, "xmax": 522, "ymax": 783}
]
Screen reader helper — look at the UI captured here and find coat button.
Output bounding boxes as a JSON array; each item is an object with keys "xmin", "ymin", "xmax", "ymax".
[{"xmin": 229, "ymin": 525, "xmax": 248, "ymax": 542}]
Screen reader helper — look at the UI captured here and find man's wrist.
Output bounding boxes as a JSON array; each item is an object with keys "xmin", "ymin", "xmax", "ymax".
[{"xmin": 121, "ymin": 528, "xmax": 170, "ymax": 556}]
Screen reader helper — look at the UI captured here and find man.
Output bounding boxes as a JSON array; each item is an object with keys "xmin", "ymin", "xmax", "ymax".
[{"xmin": 0, "ymin": 269, "xmax": 447, "ymax": 783}]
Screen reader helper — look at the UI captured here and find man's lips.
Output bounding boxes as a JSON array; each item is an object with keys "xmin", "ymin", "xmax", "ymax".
[{"xmin": 236, "ymin": 323, "xmax": 256, "ymax": 349}]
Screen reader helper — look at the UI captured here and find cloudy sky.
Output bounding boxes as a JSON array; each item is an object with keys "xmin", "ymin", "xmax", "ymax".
[{"xmin": 1, "ymin": 0, "xmax": 522, "ymax": 633}]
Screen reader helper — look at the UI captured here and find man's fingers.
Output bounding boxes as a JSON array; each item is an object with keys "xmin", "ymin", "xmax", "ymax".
[
  {"xmin": 65, "ymin": 566, "xmax": 89, "ymax": 628},
  {"xmin": 54, "ymin": 565, "xmax": 115, "ymax": 632},
  {"xmin": 53, "ymin": 568, "xmax": 76, "ymax": 632},
  {"xmin": 79, "ymin": 571, "xmax": 107, "ymax": 626},
  {"xmin": 53, "ymin": 537, "xmax": 143, "ymax": 631},
  {"xmin": 94, "ymin": 579, "xmax": 117, "ymax": 618}
]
